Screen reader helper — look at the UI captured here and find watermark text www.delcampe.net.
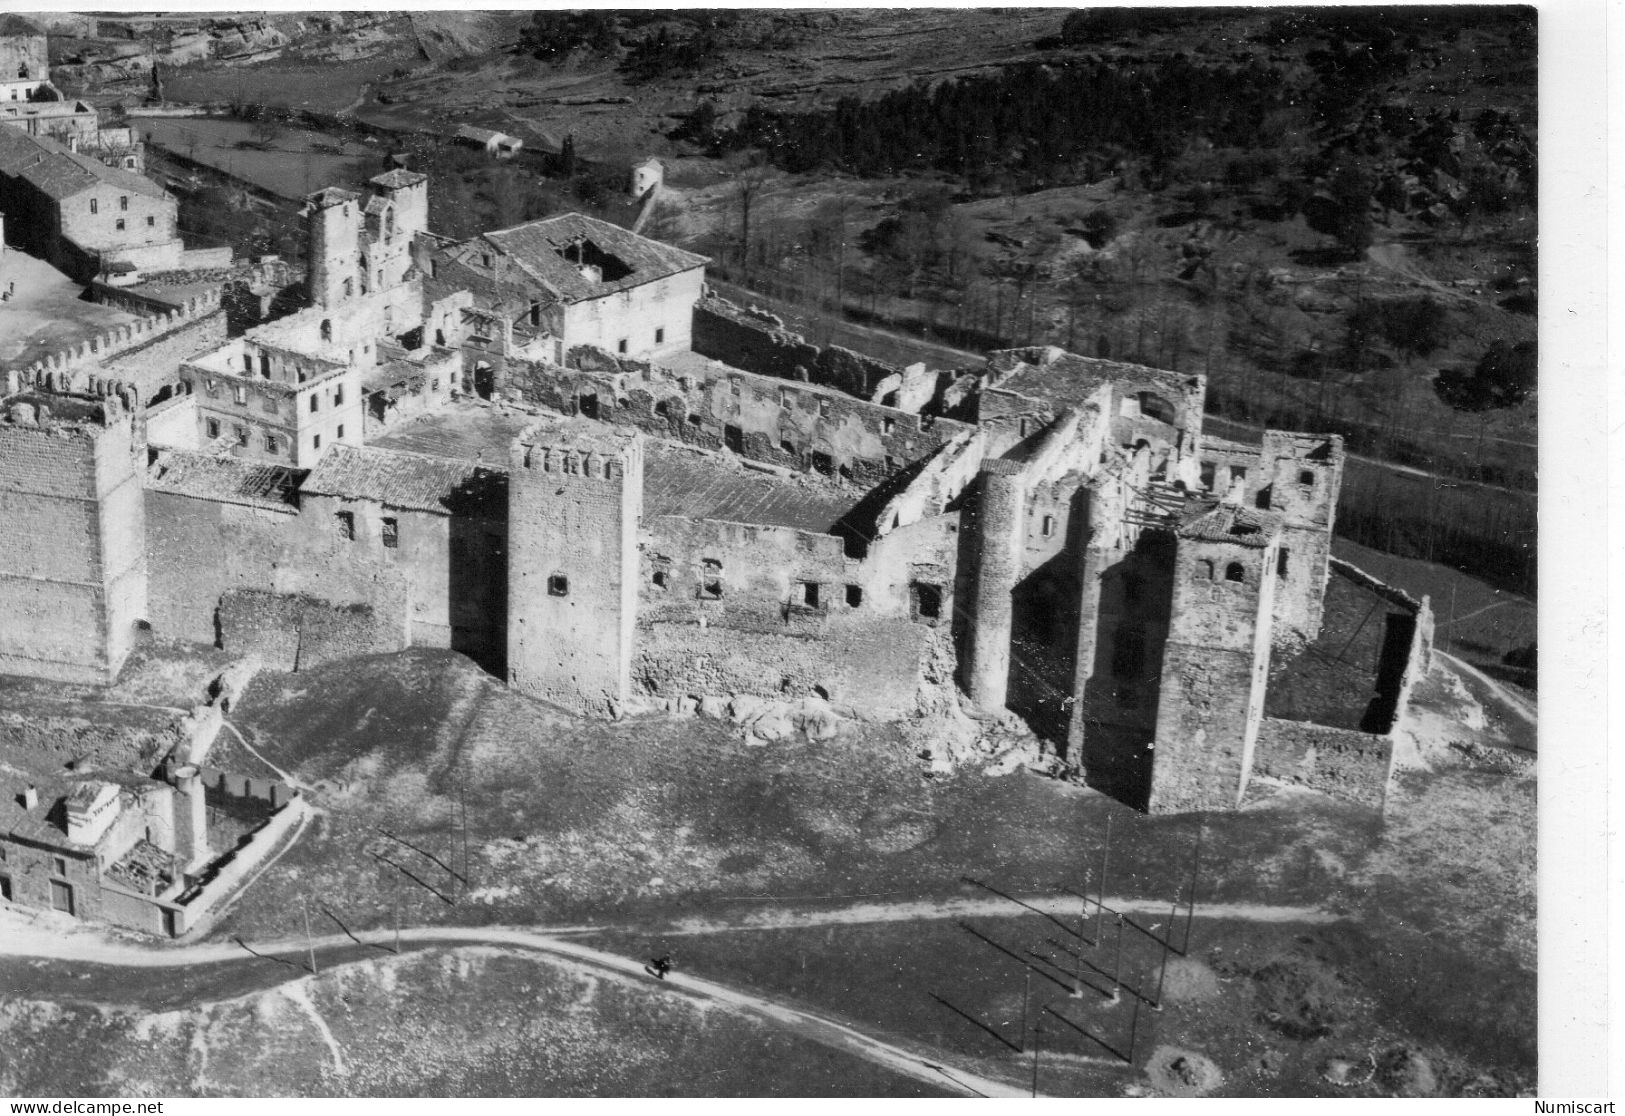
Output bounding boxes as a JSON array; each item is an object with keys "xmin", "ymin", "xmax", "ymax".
[{"xmin": 11, "ymin": 1104, "xmax": 164, "ymax": 1114}]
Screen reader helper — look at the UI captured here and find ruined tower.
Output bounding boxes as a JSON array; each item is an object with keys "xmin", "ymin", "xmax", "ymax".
[
  {"xmin": 507, "ymin": 418, "xmax": 643, "ymax": 717},
  {"xmin": 966, "ymin": 459, "xmax": 1026, "ymax": 710},
  {"xmin": 0, "ymin": 394, "xmax": 148, "ymax": 684},
  {"xmin": 1256, "ymin": 432, "xmax": 1345, "ymax": 644},
  {"xmin": 1147, "ymin": 502, "xmax": 1282, "ymax": 813},
  {"xmin": 369, "ymin": 169, "xmax": 428, "ymax": 242},
  {"xmin": 304, "ymin": 186, "xmax": 361, "ymax": 310}
]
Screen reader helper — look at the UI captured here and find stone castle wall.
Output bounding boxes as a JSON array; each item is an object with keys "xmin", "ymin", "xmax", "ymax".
[
  {"xmin": 217, "ymin": 589, "xmax": 407, "ymax": 671},
  {"xmin": 509, "ymin": 350, "xmax": 969, "ymax": 495},
  {"xmin": 692, "ymin": 295, "xmax": 912, "ymax": 400}
]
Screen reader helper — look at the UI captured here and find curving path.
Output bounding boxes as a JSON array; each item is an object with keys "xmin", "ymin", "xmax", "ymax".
[
  {"xmin": 1437, "ymin": 650, "xmax": 1537, "ymax": 727},
  {"xmin": 0, "ymin": 917, "xmax": 1027, "ymax": 1098}
]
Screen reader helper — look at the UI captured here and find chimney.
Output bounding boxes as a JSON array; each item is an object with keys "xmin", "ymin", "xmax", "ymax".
[
  {"xmin": 170, "ymin": 765, "xmax": 209, "ymax": 870},
  {"xmin": 20, "ymin": 786, "xmax": 38, "ymax": 810}
]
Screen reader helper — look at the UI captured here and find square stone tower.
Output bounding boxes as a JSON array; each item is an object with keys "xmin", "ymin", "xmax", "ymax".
[
  {"xmin": 1147, "ymin": 502, "xmax": 1282, "ymax": 813},
  {"xmin": 507, "ymin": 418, "xmax": 643, "ymax": 717},
  {"xmin": 304, "ymin": 186, "xmax": 362, "ymax": 310},
  {"xmin": 1257, "ymin": 432, "xmax": 1345, "ymax": 644},
  {"xmin": 0, "ymin": 393, "xmax": 147, "ymax": 684}
]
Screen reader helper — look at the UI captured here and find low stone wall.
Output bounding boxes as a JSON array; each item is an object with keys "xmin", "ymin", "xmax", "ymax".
[
  {"xmin": 99, "ymin": 879, "xmax": 184, "ymax": 937},
  {"xmin": 1253, "ymin": 717, "xmax": 1393, "ymax": 811},
  {"xmin": 173, "ymin": 794, "xmax": 307, "ymax": 937}
]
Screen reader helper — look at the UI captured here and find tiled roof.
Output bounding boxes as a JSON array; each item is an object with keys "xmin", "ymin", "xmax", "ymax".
[
  {"xmin": 456, "ymin": 124, "xmax": 509, "ymax": 144},
  {"xmin": 0, "ymin": 767, "xmax": 80, "ymax": 848},
  {"xmin": 370, "ymin": 169, "xmax": 427, "ymax": 190},
  {"xmin": 1177, "ymin": 501, "xmax": 1283, "ymax": 548},
  {"xmin": 643, "ymin": 441, "xmax": 862, "ymax": 535},
  {"xmin": 0, "ymin": 126, "xmax": 169, "ymax": 202},
  {"xmin": 480, "ymin": 212, "xmax": 708, "ymax": 303},
  {"xmin": 146, "ymin": 450, "xmax": 304, "ymax": 511},
  {"xmin": 300, "ymin": 442, "xmax": 506, "ymax": 516},
  {"xmin": 308, "ymin": 186, "xmax": 359, "ymax": 207}
]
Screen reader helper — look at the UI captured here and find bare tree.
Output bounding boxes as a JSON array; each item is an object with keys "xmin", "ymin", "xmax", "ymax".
[{"xmin": 729, "ymin": 154, "xmax": 772, "ymax": 285}]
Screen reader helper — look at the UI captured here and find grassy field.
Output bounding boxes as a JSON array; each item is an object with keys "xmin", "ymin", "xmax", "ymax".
[
  {"xmin": 214, "ymin": 649, "xmax": 1406, "ymax": 946},
  {"xmin": 0, "ymin": 947, "xmax": 943, "ymax": 1097},
  {"xmin": 138, "ymin": 116, "xmax": 381, "ymax": 201},
  {"xmin": 185, "ymin": 637, "xmax": 1536, "ymax": 1096}
]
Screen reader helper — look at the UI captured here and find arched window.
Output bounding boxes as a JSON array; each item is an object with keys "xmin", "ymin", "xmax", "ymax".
[
  {"xmin": 1225, "ymin": 562, "xmax": 1246, "ymax": 583},
  {"xmin": 320, "ymin": 319, "xmax": 332, "ymax": 342}
]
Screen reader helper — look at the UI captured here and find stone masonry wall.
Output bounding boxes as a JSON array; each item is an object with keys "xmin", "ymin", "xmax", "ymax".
[
  {"xmin": 633, "ymin": 617, "xmax": 930, "ymax": 719},
  {"xmin": 100, "ymin": 308, "xmax": 229, "ymax": 401},
  {"xmin": 509, "ymin": 351, "xmax": 969, "ymax": 492},
  {"xmin": 693, "ymin": 295, "xmax": 906, "ymax": 399},
  {"xmin": 1253, "ymin": 717, "xmax": 1392, "ymax": 810},
  {"xmin": 144, "ymin": 488, "xmax": 412, "ymax": 654},
  {"xmin": 217, "ymin": 590, "xmax": 407, "ymax": 671}
]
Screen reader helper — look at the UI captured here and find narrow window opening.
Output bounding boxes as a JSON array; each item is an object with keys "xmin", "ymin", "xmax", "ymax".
[
  {"xmin": 654, "ymin": 327, "xmax": 665, "ymax": 344},
  {"xmin": 1277, "ymin": 548, "xmax": 1290, "ymax": 577},
  {"xmin": 911, "ymin": 581, "xmax": 943, "ymax": 622},
  {"xmin": 1198, "ymin": 559, "xmax": 1214, "ymax": 580},
  {"xmin": 700, "ymin": 558, "xmax": 723, "ymax": 600},
  {"xmin": 799, "ymin": 581, "xmax": 821, "ymax": 609},
  {"xmin": 335, "ymin": 511, "xmax": 355, "ymax": 541},
  {"xmin": 382, "ymin": 517, "xmax": 398, "ymax": 549},
  {"xmin": 1041, "ymin": 514, "xmax": 1056, "ymax": 538},
  {"xmin": 845, "ymin": 584, "xmax": 863, "ymax": 608}
]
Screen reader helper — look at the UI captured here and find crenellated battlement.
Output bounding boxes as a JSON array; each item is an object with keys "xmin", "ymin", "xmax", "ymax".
[{"xmin": 7, "ymin": 286, "xmax": 224, "ymax": 403}]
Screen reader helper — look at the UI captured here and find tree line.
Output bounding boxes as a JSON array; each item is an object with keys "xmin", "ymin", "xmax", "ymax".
[{"xmin": 712, "ymin": 57, "xmax": 1293, "ymax": 192}]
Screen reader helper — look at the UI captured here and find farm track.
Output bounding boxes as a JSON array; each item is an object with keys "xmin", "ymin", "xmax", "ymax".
[
  {"xmin": 0, "ymin": 916, "xmax": 1028, "ymax": 1097},
  {"xmin": 1436, "ymin": 651, "xmax": 1537, "ymax": 726}
]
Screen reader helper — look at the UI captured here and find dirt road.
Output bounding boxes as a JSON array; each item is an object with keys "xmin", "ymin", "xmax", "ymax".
[{"xmin": 0, "ymin": 915, "xmax": 1026, "ymax": 1098}]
